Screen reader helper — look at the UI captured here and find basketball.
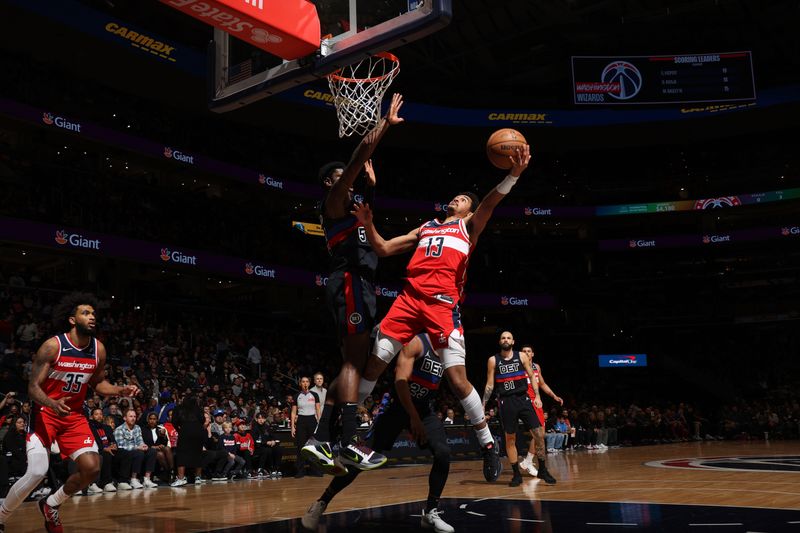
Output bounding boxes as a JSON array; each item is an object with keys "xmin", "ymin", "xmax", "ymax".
[{"xmin": 486, "ymin": 128, "xmax": 527, "ymax": 169}]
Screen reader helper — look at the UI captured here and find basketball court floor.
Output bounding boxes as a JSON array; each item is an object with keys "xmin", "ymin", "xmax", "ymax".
[{"xmin": 6, "ymin": 440, "xmax": 799, "ymax": 532}]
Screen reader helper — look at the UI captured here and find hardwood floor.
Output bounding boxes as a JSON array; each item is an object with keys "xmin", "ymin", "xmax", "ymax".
[{"xmin": 5, "ymin": 440, "xmax": 799, "ymax": 532}]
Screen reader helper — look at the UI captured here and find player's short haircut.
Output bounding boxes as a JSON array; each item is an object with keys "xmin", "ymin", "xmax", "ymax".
[
  {"xmin": 319, "ymin": 161, "xmax": 346, "ymax": 185},
  {"xmin": 520, "ymin": 344, "xmax": 533, "ymax": 351},
  {"xmin": 458, "ymin": 191, "xmax": 480, "ymax": 212},
  {"xmin": 53, "ymin": 292, "xmax": 98, "ymax": 328}
]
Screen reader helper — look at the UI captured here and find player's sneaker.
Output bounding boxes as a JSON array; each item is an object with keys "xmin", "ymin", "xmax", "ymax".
[
  {"xmin": 301, "ymin": 499, "xmax": 327, "ymax": 530},
  {"xmin": 103, "ymin": 483, "xmax": 117, "ymax": 492},
  {"xmin": 130, "ymin": 478, "xmax": 144, "ymax": 489},
  {"xmin": 301, "ymin": 437, "xmax": 350, "ymax": 476},
  {"xmin": 117, "ymin": 482, "xmax": 132, "ymax": 490},
  {"xmin": 87, "ymin": 483, "xmax": 103, "ymax": 494},
  {"xmin": 481, "ymin": 442, "xmax": 502, "ymax": 482},
  {"xmin": 519, "ymin": 458, "xmax": 538, "ymax": 477},
  {"xmin": 537, "ymin": 464, "xmax": 557, "ymax": 485},
  {"xmin": 170, "ymin": 478, "xmax": 188, "ymax": 487},
  {"xmin": 421, "ymin": 507, "xmax": 455, "ymax": 533},
  {"xmin": 38, "ymin": 498, "xmax": 63, "ymax": 533},
  {"xmin": 338, "ymin": 436, "xmax": 387, "ymax": 471},
  {"xmin": 142, "ymin": 477, "xmax": 158, "ymax": 489}
]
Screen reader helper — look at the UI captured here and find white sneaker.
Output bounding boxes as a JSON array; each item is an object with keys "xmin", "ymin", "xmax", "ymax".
[
  {"xmin": 87, "ymin": 483, "xmax": 103, "ymax": 494},
  {"xmin": 421, "ymin": 507, "xmax": 455, "ymax": 533},
  {"xmin": 170, "ymin": 478, "xmax": 188, "ymax": 487},
  {"xmin": 301, "ymin": 500, "xmax": 327, "ymax": 530},
  {"xmin": 130, "ymin": 478, "xmax": 144, "ymax": 489},
  {"xmin": 142, "ymin": 477, "xmax": 158, "ymax": 489},
  {"xmin": 117, "ymin": 482, "xmax": 133, "ymax": 490},
  {"xmin": 104, "ymin": 483, "xmax": 117, "ymax": 492},
  {"xmin": 519, "ymin": 459, "xmax": 538, "ymax": 477}
]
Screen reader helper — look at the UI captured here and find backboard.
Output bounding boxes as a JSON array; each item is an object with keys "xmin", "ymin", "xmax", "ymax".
[{"xmin": 208, "ymin": 0, "xmax": 451, "ymax": 112}]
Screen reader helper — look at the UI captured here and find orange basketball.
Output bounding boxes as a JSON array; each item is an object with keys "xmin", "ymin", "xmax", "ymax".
[{"xmin": 486, "ymin": 128, "xmax": 527, "ymax": 169}]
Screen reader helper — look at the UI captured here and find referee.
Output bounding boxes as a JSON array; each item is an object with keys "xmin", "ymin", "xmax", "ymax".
[{"xmin": 291, "ymin": 376, "xmax": 321, "ymax": 478}]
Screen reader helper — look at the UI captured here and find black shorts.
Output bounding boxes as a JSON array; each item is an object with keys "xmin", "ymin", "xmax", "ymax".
[
  {"xmin": 497, "ymin": 393, "xmax": 541, "ymax": 434},
  {"xmin": 325, "ymin": 271, "xmax": 376, "ymax": 339},
  {"xmin": 370, "ymin": 403, "xmax": 448, "ymax": 455}
]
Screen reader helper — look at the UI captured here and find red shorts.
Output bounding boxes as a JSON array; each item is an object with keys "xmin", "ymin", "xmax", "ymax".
[
  {"xmin": 29, "ymin": 410, "xmax": 96, "ymax": 459},
  {"xmin": 379, "ymin": 284, "xmax": 463, "ymax": 351},
  {"xmin": 527, "ymin": 388, "xmax": 545, "ymax": 426}
]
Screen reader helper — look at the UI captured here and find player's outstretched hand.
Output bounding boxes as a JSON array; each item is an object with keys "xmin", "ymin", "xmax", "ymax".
[
  {"xmin": 509, "ymin": 144, "xmax": 531, "ymax": 176},
  {"xmin": 554, "ymin": 395, "xmax": 564, "ymax": 406},
  {"xmin": 52, "ymin": 398, "xmax": 71, "ymax": 416},
  {"xmin": 387, "ymin": 93, "xmax": 404, "ymax": 125},
  {"xmin": 364, "ymin": 159, "xmax": 376, "ymax": 187},
  {"xmin": 350, "ymin": 201, "xmax": 373, "ymax": 226},
  {"xmin": 120, "ymin": 384, "xmax": 140, "ymax": 397}
]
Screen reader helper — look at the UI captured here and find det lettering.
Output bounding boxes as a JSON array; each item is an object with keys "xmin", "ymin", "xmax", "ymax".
[
  {"xmin": 42, "ymin": 112, "xmax": 82, "ymax": 133},
  {"xmin": 420, "ymin": 357, "xmax": 444, "ymax": 378},
  {"xmin": 104, "ymin": 23, "xmax": 176, "ymax": 55},
  {"xmin": 160, "ymin": 248, "xmax": 197, "ymax": 265},
  {"xmin": 245, "ymin": 263, "xmax": 276, "ymax": 278},
  {"xmin": 55, "ymin": 230, "xmax": 100, "ymax": 250},
  {"xmin": 499, "ymin": 362, "xmax": 520, "ymax": 374}
]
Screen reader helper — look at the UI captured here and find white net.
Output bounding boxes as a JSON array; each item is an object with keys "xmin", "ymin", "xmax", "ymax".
[{"xmin": 327, "ymin": 52, "xmax": 400, "ymax": 138}]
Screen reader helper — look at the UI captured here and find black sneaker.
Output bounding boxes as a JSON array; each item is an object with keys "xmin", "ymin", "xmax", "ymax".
[
  {"xmin": 481, "ymin": 443, "xmax": 502, "ymax": 482},
  {"xmin": 509, "ymin": 471, "xmax": 522, "ymax": 487},
  {"xmin": 338, "ymin": 436, "xmax": 387, "ymax": 471},
  {"xmin": 302, "ymin": 437, "xmax": 349, "ymax": 476},
  {"xmin": 537, "ymin": 465, "xmax": 557, "ymax": 485}
]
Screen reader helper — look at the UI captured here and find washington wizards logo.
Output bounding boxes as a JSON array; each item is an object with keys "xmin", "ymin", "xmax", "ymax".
[
  {"xmin": 694, "ymin": 196, "xmax": 742, "ymax": 210},
  {"xmin": 43, "ymin": 112, "xmax": 54, "ymax": 125},
  {"xmin": 647, "ymin": 455, "xmax": 800, "ymax": 473}
]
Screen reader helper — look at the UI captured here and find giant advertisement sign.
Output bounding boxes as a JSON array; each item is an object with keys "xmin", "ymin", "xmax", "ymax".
[
  {"xmin": 0, "ymin": 217, "xmax": 554, "ymax": 309},
  {"xmin": 600, "ymin": 225, "xmax": 800, "ymax": 251}
]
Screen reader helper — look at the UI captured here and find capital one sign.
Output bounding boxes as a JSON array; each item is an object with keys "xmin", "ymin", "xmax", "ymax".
[{"xmin": 160, "ymin": 0, "xmax": 320, "ymax": 59}]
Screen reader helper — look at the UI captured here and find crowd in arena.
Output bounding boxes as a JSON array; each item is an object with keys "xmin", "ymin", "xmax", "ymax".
[{"xmin": 2, "ymin": 268, "xmax": 798, "ymax": 498}]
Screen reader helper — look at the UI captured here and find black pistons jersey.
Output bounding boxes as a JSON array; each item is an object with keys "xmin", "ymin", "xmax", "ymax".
[
  {"xmin": 321, "ymin": 187, "xmax": 377, "ymax": 276},
  {"xmin": 393, "ymin": 334, "xmax": 444, "ymax": 409},
  {"xmin": 495, "ymin": 350, "xmax": 528, "ymax": 397}
]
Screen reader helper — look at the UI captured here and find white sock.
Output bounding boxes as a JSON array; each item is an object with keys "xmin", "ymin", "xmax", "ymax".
[
  {"xmin": 358, "ymin": 379, "xmax": 377, "ymax": 405},
  {"xmin": 526, "ymin": 452, "xmax": 535, "ymax": 463},
  {"xmin": 46, "ymin": 486, "xmax": 69, "ymax": 508},
  {"xmin": 475, "ymin": 425, "xmax": 493, "ymax": 447}
]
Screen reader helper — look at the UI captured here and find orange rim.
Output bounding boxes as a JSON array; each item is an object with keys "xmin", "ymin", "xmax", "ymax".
[{"xmin": 328, "ymin": 51, "xmax": 400, "ymax": 84}]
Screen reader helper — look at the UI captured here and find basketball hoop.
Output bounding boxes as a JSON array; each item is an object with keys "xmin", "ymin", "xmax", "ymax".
[{"xmin": 327, "ymin": 52, "xmax": 400, "ymax": 138}]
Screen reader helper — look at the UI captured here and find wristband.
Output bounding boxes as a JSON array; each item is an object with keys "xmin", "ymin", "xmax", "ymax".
[{"xmin": 496, "ymin": 174, "xmax": 519, "ymax": 195}]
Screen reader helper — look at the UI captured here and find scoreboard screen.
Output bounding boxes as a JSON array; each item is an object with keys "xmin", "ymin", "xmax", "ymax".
[{"xmin": 572, "ymin": 52, "xmax": 756, "ymax": 105}]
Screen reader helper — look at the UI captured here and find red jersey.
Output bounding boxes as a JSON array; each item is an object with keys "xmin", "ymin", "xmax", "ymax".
[
  {"xmin": 234, "ymin": 432, "xmax": 254, "ymax": 453},
  {"xmin": 406, "ymin": 218, "xmax": 472, "ymax": 302},
  {"xmin": 527, "ymin": 363, "xmax": 540, "ymax": 399},
  {"xmin": 40, "ymin": 333, "xmax": 98, "ymax": 414}
]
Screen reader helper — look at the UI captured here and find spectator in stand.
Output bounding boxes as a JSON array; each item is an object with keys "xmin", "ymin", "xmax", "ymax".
[
  {"xmin": 251, "ymin": 411, "xmax": 283, "ymax": 478},
  {"xmin": 114, "ymin": 409, "xmax": 158, "ymax": 489},
  {"xmin": 156, "ymin": 391, "xmax": 176, "ymax": 424},
  {"xmin": 88, "ymin": 407, "xmax": 118, "ymax": 493},
  {"xmin": 3, "ymin": 417, "xmax": 27, "ymax": 478},
  {"xmin": 234, "ymin": 421, "xmax": 255, "ymax": 477},
  {"xmin": 210, "ymin": 409, "xmax": 226, "ymax": 436},
  {"xmin": 105, "ymin": 402, "xmax": 124, "ymax": 428},
  {"xmin": 444, "ymin": 408, "xmax": 455, "ymax": 425},
  {"xmin": 201, "ymin": 412, "xmax": 229, "ymax": 483},
  {"xmin": 14, "ymin": 314, "xmax": 38, "ymax": 348},
  {"xmin": 554, "ymin": 410, "xmax": 573, "ymax": 449},
  {"xmin": 248, "ymin": 342, "xmax": 262, "ymax": 378},
  {"xmin": 142, "ymin": 412, "xmax": 174, "ymax": 482},
  {"xmin": 171, "ymin": 395, "xmax": 205, "ymax": 487},
  {"xmin": 220, "ymin": 422, "xmax": 245, "ymax": 479}
]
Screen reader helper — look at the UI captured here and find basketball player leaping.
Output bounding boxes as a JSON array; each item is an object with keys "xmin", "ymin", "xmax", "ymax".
[
  {"xmin": 0, "ymin": 293, "xmax": 139, "ymax": 533},
  {"xmin": 518, "ymin": 343, "xmax": 562, "ymax": 485},
  {"xmin": 302, "ymin": 94, "xmax": 404, "ymax": 474},
  {"xmin": 353, "ymin": 145, "xmax": 531, "ymax": 482},
  {"xmin": 302, "ymin": 334, "xmax": 455, "ymax": 532}
]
